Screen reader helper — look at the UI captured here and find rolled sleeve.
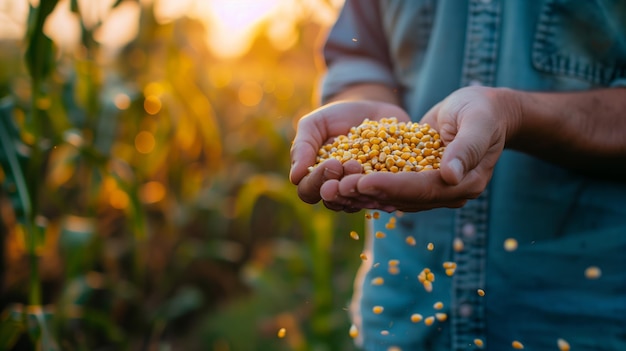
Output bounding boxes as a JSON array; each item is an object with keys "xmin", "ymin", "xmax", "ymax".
[
  {"xmin": 319, "ymin": 0, "xmax": 398, "ymax": 103},
  {"xmin": 321, "ymin": 57, "xmax": 398, "ymax": 103}
]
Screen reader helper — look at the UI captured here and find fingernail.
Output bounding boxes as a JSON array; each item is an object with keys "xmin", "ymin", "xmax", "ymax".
[
  {"xmin": 448, "ymin": 158, "xmax": 464, "ymax": 183},
  {"xmin": 323, "ymin": 167, "xmax": 341, "ymax": 179}
]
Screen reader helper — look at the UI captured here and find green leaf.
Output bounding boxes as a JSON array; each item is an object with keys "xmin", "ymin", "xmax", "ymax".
[
  {"xmin": 0, "ymin": 304, "xmax": 25, "ymax": 351},
  {"xmin": 24, "ymin": 0, "xmax": 61, "ymax": 83},
  {"xmin": 0, "ymin": 99, "xmax": 32, "ymax": 223}
]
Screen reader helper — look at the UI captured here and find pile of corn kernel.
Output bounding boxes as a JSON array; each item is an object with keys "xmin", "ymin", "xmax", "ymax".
[{"xmin": 311, "ymin": 117, "xmax": 444, "ymax": 174}]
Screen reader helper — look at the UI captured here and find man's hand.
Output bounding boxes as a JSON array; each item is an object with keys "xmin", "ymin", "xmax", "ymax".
[
  {"xmin": 289, "ymin": 100, "xmax": 411, "ymax": 211},
  {"xmin": 316, "ymin": 86, "xmax": 520, "ymax": 212}
]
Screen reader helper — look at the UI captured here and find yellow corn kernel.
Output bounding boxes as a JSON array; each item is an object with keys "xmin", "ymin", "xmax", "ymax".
[
  {"xmin": 371, "ymin": 277, "xmax": 384, "ymax": 285},
  {"xmin": 277, "ymin": 328, "xmax": 286, "ymax": 338},
  {"xmin": 349, "ymin": 324, "xmax": 359, "ymax": 338},
  {"xmin": 474, "ymin": 338, "xmax": 484, "ymax": 348},
  {"xmin": 385, "ymin": 221, "xmax": 396, "ymax": 229},
  {"xmin": 424, "ymin": 316, "xmax": 435, "ymax": 326},
  {"xmin": 427, "ymin": 242, "xmax": 434, "ymax": 251},
  {"xmin": 373, "ymin": 306, "xmax": 384, "ymax": 314},
  {"xmin": 375, "ymin": 231, "xmax": 386, "ymax": 239},
  {"xmin": 433, "ymin": 301, "xmax": 444, "ymax": 310},
  {"xmin": 453, "ymin": 238, "xmax": 464, "ymax": 252},
  {"xmin": 373, "ymin": 211, "xmax": 380, "ymax": 219},
  {"xmin": 477, "ymin": 289, "xmax": 486, "ymax": 297},
  {"xmin": 410, "ymin": 313, "xmax": 423, "ymax": 323},
  {"xmin": 360, "ymin": 253, "xmax": 368, "ymax": 261},
  {"xmin": 405, "ymin": 236, "xmax": 416, "ymax": 246},
  {"xmin": 504, "ymin": 238, "xmax": 518, "ymax": 252},
  {"xmin": 350, "ymin": 231, "xmax": 360, "ymax": 240},
  {"xmin": 442, "ymin": 261, "xmax": 457, "ymax": 269},
  {"xmin": 585, "ymin": 266, "xmax": 602, "ymax": 279},
  {"xmin": 512, "ymin": 340, "xmax": 524, "ymax": 349},
  {"xmin": 445, "ymin": 268, "xmax": 456, "ymax": 276},
  {"xmin": 557, "ymin": 338, "xmax": 570, "ymax": 351},
  {"xmin": 423, "ymin": 280, "xmax": 433, "ymax": 292},
  {"xmin": 435, "ymin": 313, "xmax": 447, "ymax": 322}
]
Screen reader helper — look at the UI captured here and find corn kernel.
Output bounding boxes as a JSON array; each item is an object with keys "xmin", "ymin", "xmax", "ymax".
[
  {"xmin": 504, "ymin": 238, "xmax": 518, "ymax": 252},
  {"xmin": 427, "ymin": 242, "xmax": 434, "ymax": 251},
  {"xmin": 311, "ymin": 118, "xmax": 445, "ymax": 173},
  {"xmin": 445, "ymin": 268, "xmax": 456, "ymax": 276},
  {"xmin": 371, "ymin": 277, "xmax": 384, "ymax": 285},
  {"xmin": 277, "ymin": 328, "xmax": 286, "ymax": 338},
  {"xmin": 435, "ymin": 313, "xmax": 447, "ymax": 322},
  {"xmin": 433, "ymin": 302, "xmax": 444, "ymax": 310},
  {"xmin": 350, "ymin": 231, "xmax": 360, "ymax": 240},
  {"xmin": 512, "ymin": 340, "xmax": 524, "ymax": 349},
  {"xmin": 380, "ymin": 330, "xmax": 390, "ymax": 336},
  {"xmin": 373, "ymin": 211, "xmax": 380, "ymax": 219},
  {"xmin": 474, "ymin": 338, "xmax": 484, "ymax": 348},
  {"xmin": 557, "ymin": 338, "xmax": 570, "ymax": 351},
  {"xmin": 453, "ymin": 238, "xmax": 464, "ymax": 252},
  {"xmin": 375, "ymin": 231, "xmax": 386, "ymax": 239},
  {"xmin": 410, "ymin": 313, "xmax": 423, "ymax": 323},
  {"xmin": 360, "ymin": 253, "xmax": 368, "ymax": 261},
  {"xmin": 424, "ymin": 316, "xmax": 435, "ymax": 326},
  {"xmin": 349, "ymin": 324, "xmax": 358, "ymax": 339},
  {"xmin": 477, "ymin": 289, "xmax": 486, "ymax": 297},
  {"xmin": 373, "ymin": 306, "xmax": 384, "ymax": 314},
  {"xmin": 585, "ymin": 266, "xmax": 602, "ymax": 279},
  {"xmin": 405, "ymin": 236, "xmax": 416, "ymax": 246}
]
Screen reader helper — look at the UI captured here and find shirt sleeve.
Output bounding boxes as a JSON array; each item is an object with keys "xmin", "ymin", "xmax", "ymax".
[{"xmin": 320, "ymin": 0, "xmax": 399, "ymax": 103}]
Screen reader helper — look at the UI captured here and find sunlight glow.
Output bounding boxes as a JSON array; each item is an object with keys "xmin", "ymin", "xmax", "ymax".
[{"xmin": 2, "ymin": 0, "xmax": 344, "ymax": 59}]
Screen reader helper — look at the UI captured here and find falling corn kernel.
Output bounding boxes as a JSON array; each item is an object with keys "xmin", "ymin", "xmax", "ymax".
[
  {"xmin": 474, "ymin": 338, "xmax": 484, "ymax": 348},
  {"xmin": 477, "ymin": 289, "xmax": 486, "ymax": 297},
  {"xmin": 387, "ymin": 347, "xmax": 402, "ymax": 351},
  {"xmin": 435, "ymin": 313, "xmax": 447, "ymax": 322},
  {"xmin": 388, "ymin": 259, "xmax": 400, "ymax": 267},
  {"xmin": 585, "ymin": 266, "xmax": 602, "ymax": 280},
  {"xmin": 512, "ymin": 340, "xmax": 524, "ymax": 349},
  {"xmin": 385, "ymin": 222, "xmax": 396, "ymax": 230},
  {"xmin": 504, "ymin": 238, "xmax": 519, "ymax": 251},
  {"xmin": 373, "ymin": 211, "xmax": 380, "ymax": 219},
  {"xmin": 375, "ymin": 231, "xmax": 386, "ymax": 239},
  {"xmin": 442, "ymin": 262, "xmax": 457, "ymax": 269},
  {"xmin": 350, "ymin": 231, "xmax": 360, "ymax": 240},
  {"xmin": 388, "ymin": 266, "xmax": 400, "ymax": 275},
  {"xmin": 433, "ymin": 302, "xmax": 444, "ymax": 310},
  {"xmin": 277, "ymin": 328, "xmax": 287, "ymax": 338},
  {"xmin": 373, "ymin": 306, "xmax": 384, "ymax": 314},
  {"xmin": 365, "ymin": 213, "xmax": 372, "ymax": 219},
  {"xmin": 557, "ymin": 338, "xmax": 570, "ymax": 351},
  {"xmin": 405, "ymin": 236, "xmax": 416, "ymax": 246},
  {"xmin": 380, "ymin": 330, "xmax": 390, "ymax": 336},
  {"xmin": 427, "ymin": 242, "xmax": 434, "ymax": 251},
  {"xmin": 349, "ymin": 324, "xmax": 358, "ymax": 338},
  {"xmin": 445, "ymin": 268, "xmax": 456, "ymax": 276},
  {"xmin": 360, "ymin": 253, "xmax": 368, "ymax": 261},
  {"xmin": 371, "ymin": 277, "xmax": 384, "ymax": 285},
  {"xmin": 410, "ymin": 313, "xmax": 423, "ymax": 323},
  {"xmin": 453, "ymin": 238, "xmax": 464, "ymax": 252},
  {"xmin": 423, "ymin": 280, "xmax": 433, "ymax": 292},
  {"xmin": 424, "ymin": 316, "xmax": 435, "ymax": 326}
]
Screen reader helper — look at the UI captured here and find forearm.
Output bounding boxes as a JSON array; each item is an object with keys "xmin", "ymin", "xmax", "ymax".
[
  {"xmin": 507, "ymin": 87, "xmax": 626, "ymax": 176},
  {"xmin": 325, "ymin": 83, "xmax": 402, "ymax": 105}
]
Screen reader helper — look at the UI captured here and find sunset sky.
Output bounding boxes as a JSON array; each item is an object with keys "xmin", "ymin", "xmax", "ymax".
[{"xmin": 0, "ymin": 0, "xmax": 343, "ymax": 58}]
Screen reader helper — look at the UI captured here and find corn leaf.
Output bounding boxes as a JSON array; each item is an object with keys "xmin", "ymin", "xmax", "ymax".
[
  {"xmin": 24, "ymin": 0, "xmax": 60, "ymax": 84},
  {"xmin": 0, "ymin": 305, "xmax": 25, "ymax": 351},
  {"xmin": 0, "ymin": 99, "xmax": 32, "ymax": 224}
]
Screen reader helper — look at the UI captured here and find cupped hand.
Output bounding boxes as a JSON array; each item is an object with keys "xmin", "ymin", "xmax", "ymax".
[
  {"xmin": 289, "ymin": 100, "xmax": 411, "ymax": 211},
  {"xmin": 318, "ymin": 86, "xmax": 521, "ymax": 212}
]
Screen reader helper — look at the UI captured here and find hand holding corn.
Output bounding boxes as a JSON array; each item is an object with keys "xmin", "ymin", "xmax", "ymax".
[{"xmin": 290, "ymin": 88, "xmax": 513, "ymax": 212}]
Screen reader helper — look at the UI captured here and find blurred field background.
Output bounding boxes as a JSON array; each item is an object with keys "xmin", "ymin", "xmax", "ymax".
[{"xmin": 0, "ymin": 1, "xmax": 366, "ymax": 350}]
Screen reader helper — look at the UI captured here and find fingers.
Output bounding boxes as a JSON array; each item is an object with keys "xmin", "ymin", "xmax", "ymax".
[{"xmin": 297, "ymin": 159, "xmax": 344, "ymax": 204}]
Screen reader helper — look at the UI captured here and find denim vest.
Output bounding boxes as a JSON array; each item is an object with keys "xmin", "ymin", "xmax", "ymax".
[{"xmin": 321, "ymin": 1, "xmax": 626, "ymax": 350}]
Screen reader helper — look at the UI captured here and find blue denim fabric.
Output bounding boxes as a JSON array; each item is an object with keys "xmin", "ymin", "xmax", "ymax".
[{"xmin": 321, "ymin": 1, "xmax": 626, "ymax": 350}]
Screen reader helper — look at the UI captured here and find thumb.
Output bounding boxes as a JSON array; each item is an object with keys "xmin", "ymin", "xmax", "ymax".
[{"xmin": 439, "ymin": 118, "xmax": 493, "ymax": 185}]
